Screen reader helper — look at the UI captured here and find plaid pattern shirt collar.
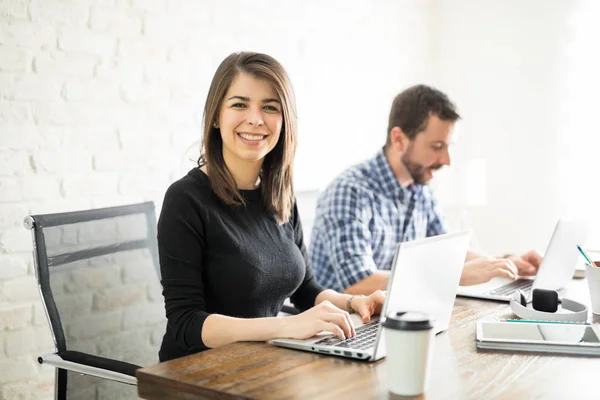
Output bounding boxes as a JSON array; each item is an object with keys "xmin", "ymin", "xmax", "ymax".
[
  {"xmin": 371, "ymin": 149, "xmax": 421, "ymax": 200},
  {"xmin": 309, "ymin": 149, "xmax": 446, "ymax": 292}
]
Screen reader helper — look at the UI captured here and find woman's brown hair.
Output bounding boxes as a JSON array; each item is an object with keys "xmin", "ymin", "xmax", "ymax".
[{"xmin": 198, "ymin": 52, "xmax": 297, "ymax": 223}]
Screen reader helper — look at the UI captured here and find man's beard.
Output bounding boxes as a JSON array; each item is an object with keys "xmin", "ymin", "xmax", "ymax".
[{"xmin": 401, "ymin": 145, "xmax": 443, "ymax": 185}]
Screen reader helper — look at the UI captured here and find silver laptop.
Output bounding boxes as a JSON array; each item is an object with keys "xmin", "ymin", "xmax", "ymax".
[
  {"xmin": 270, "ymin": 230, "xmax": 471, "ymax": 361},
  {"xmin": 456, "ymin": 219, "xmax": 589, "ymax": 302}
]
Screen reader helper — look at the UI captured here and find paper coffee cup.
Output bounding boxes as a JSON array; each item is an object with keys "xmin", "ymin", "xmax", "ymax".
[
  {"xmin": 382, "ymin": 311, "xmax": 434, "ymax": 396},
  {"xmin": 585, "ymin": 263, "xmax": 600, "ymax": 315}
]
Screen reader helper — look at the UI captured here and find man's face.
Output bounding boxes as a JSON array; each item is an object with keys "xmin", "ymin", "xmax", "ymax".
[{"xmin": 401, "ymin": 114, "xmax": 455, "ymax": 185}]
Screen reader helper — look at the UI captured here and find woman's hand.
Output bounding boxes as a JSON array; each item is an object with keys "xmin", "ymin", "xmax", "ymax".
[
  {"xmin": 351, "ymin": 290, "xmax": 386, "ymax": 323},
  {"xmin": 280, "ymin": 301, "xmax": 355, "ymax": 340},
  {"xmin": 459, "ymin": 257, "xmax": 518, "ymax": 286}
]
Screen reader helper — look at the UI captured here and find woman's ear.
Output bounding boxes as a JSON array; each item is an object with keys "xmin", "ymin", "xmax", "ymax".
[{"xmin": 390, "ymin": 126, "xmax": 410, "ymax": 152}]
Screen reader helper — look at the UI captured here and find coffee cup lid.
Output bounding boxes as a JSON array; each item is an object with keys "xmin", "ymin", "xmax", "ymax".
[{"xmin": 382, "ymin": 311, "xmax": 433, "ymax": 331}]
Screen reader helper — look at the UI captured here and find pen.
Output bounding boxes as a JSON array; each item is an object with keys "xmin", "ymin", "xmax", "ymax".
[
  {"xmin": 502, "ymin": 319, "xmax": 590, "ymax": 325},
  {"xmin": 576, "ymin": 245, "xmax": 597, "ymax": 267}
]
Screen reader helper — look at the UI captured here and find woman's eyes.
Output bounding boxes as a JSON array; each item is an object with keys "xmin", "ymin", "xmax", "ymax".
[
  {"xmin": 231, "ymin": 103, "xmax": 280, "ymax": 113},
  {"xmin": 263, "ymin": 105, "xmax": 280, "ymax": 112}
]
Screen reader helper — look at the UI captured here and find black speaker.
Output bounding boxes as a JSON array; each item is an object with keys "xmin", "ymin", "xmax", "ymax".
[{"xmin": 516, "ymin": 288, "xmax": 561, "ymax": 312}]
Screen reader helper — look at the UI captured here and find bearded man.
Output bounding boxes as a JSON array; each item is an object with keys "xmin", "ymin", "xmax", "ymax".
[{"xmin": 309, "ymin": 84, "xmax": 542, "ymax": 294}]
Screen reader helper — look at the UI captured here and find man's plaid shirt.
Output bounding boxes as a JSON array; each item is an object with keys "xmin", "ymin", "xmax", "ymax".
[{"xmin": 309, "ymin": 150, "xmax": 447, "ymax": 292}]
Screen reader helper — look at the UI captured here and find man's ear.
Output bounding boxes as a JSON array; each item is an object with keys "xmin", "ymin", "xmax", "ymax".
[{"xmin": 389, "ymin": 126, "xmax": 410, "ymax": 152}]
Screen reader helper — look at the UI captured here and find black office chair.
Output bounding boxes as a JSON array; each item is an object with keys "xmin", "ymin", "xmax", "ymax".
[{"xmin": 25, "ymin": 202, "xmax": 165, "ymax": 400}]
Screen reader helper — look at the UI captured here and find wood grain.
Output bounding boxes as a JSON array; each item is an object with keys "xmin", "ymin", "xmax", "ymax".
[{"xmin": 138, "ymin": 279, "xmax": 599, "ymax": 399}]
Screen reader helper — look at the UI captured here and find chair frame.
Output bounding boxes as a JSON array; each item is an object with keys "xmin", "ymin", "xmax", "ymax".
[{"xmin": 24, "ymin": 202, "xmax": 159, "ymax": 399}]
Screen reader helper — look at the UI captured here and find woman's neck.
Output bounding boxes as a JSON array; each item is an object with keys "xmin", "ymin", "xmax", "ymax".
[{"xmin": 222, "ymin": 152, "xmax": 262, "ymax": 190}]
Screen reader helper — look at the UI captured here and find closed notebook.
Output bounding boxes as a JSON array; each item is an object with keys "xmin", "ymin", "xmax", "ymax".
[{"xmin": 476, "ymin": 320, "xmax": 600, "ymax": 356}]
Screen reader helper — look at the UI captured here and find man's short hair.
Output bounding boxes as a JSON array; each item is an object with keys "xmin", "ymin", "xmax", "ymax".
[{"xmin": 386, "ymin": 84, "xmax": 460, "ymax": 147}]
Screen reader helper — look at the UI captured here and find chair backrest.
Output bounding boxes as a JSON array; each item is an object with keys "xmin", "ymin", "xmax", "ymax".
[{"xmin": 26, "ymin": 202, "xmax": 165, "ymax": 398}]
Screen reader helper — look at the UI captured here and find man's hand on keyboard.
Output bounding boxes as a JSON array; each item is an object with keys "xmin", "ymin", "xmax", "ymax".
[
  {"xmin": 459, "ymin": 257, "xmax": 519, "ymax": 286},
  {"xmin": 506, "ymin": 250, "xmax": 543, "ymax": 276}
]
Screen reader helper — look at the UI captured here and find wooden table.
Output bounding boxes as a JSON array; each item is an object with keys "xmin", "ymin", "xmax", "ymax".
[{"xmin": 137, "ymin": 279, "xmax": 600, "ymax": 399}]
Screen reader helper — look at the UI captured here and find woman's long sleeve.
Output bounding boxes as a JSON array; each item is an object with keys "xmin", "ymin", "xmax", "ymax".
[{"xmin": 158, "ymin": 185, "xmax": 211, "ymax": 351}]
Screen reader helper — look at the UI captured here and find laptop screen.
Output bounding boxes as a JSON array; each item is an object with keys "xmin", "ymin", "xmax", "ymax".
[{"xmin": 384, "ymin": 231, "xmax": 471, "ymax": 334}]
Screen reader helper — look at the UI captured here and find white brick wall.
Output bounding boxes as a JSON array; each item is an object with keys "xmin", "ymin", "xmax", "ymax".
[
  {"xmin": 0, "ymin": 254, "xmax": 28, "ymax": 279},
  {"xmin": 0, "ymin": 46, "xmax": 32, "ymax": 72},
  {"xmin": 0, "ymin": 0, "xmax": 28, "ymax": 20},
  {"xmin": 0, "ymin": 1, "xmax": 430, "ymax": 398},
  {"xmin": 0, "ymin": 304, "xmax": 31, "ymax": 330}
]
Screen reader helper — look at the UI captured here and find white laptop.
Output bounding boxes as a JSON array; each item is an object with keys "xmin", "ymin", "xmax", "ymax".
[
  {"xmin": 456, "ymin": 219, "xmax": 589, "ymax": 302},
  {"xmin": 270, "ymin": 230, "xmax": 471, "ymax": 362}
]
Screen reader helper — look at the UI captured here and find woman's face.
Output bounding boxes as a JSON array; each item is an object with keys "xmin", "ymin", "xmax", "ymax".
[{"xmin": 217, "ymin": 73, "xmax": 283, "ymax": 167}]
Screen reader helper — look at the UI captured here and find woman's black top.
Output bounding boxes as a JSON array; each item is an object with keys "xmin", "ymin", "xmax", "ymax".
[{"xmin": 157, "ymin": 168, "xmax": 324, "ymax": 361}]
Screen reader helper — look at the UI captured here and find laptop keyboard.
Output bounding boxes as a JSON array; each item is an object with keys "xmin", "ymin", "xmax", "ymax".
[
  {"xmin": 488, "ymin": 279, "xmax": 533, "ymax": 296},
  {"xmin": 313, "ymin": 320, "xmax": 379, "ymax": 350}
]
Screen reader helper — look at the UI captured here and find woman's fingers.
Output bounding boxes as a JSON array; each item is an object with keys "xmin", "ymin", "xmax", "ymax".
[
  {"xmin": 319, "ymin": 321, "xmax": 346, "ymax": 340},
  {"xmin": 357, "ymin": 305, "xmax": 371, "ymax": 323},
  {"xmin": 323, "ymin": 312, "xmax": 354, "ymax": 339},
  {"xmin": 355, "ymin": 291, "xmax": 387, "ymax": 323},
  {"xmin": 371, "ymin": 290, "xmax": 386, "ymax": 314},
  {"xmin": 318, "ymin": 301, "xmax": 355, "ymax": 337},
  {"xmin": 343, "ymin": 309, "xmax": 355, "ymax": 337}
]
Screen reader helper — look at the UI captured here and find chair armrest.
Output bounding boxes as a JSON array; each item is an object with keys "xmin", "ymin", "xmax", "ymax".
[{"xmin": 39, "ymin": 351, "xmax": 140, "ymax": 385}]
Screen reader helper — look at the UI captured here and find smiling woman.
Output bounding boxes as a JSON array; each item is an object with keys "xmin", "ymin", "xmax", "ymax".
[
  {"xmin": 156, "ymin": 51, "xmax": 387, "ymax": 362},
  {"xmin": 199, "ymin": 52, "xmax": 297, "ymax": 223},
  {"xmin": 218, "ymin": 74, "xmax": 283, "ymax": 186}
]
